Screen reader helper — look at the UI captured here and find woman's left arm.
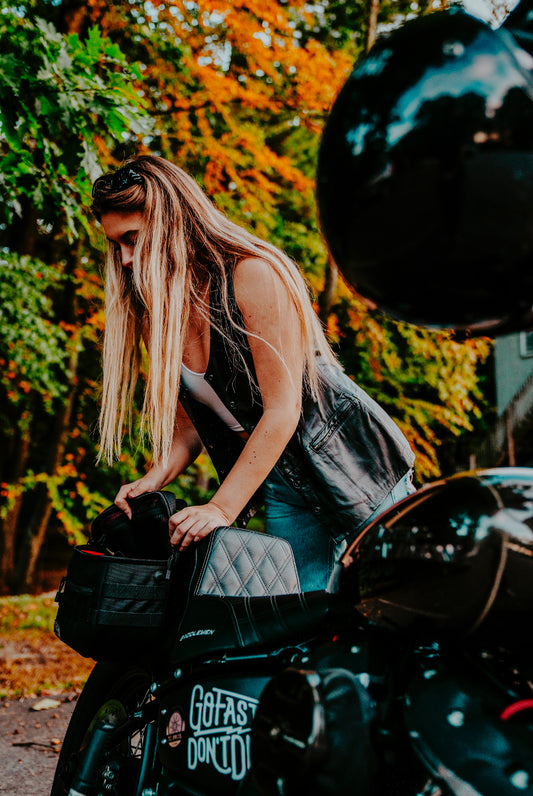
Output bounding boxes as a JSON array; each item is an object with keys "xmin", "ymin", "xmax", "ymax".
[{"xmin": 169, "ymin": 257, "xmax": 305, "ymax": 549}]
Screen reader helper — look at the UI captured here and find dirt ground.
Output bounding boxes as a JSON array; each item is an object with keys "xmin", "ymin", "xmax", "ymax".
[
  {"xmin": 0, "ymin": 695, "xmax": 77, "ymax": 795},
  {"xmin": 0, "ymin": 547, "xmax": 98, "ymax": 794},
  {"xmin": 0, "ymin": 630, "xmax": 94, "ymax": 795}
]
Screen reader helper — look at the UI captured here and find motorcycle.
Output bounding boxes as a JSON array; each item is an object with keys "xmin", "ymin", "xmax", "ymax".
[
  {"xmin": 50, "ymin": 467, "xmax": 533, "ymax": 796},
  {"xmin": 50, "ymin": 2, "xmax": 533, "ymax": 792}
]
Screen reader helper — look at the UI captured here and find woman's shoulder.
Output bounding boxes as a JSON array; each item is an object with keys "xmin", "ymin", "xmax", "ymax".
[
  {"xmin": 233, "ymin": 256, "xmax": 273, "ymax": 282},
  {"xmin": 233, "ymin": 256, "xmax": 289, "ymax": 307}
]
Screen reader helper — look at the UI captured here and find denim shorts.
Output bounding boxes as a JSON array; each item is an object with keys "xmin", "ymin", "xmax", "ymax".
[{"xmin": 263, "ymin": 468, "xmax": 415, "ymax": 592}]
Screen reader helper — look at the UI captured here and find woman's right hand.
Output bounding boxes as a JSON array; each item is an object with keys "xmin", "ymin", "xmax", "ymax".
[{"xmin": 115, "ymin": 473, "xmax": 163, "ymax": 519}]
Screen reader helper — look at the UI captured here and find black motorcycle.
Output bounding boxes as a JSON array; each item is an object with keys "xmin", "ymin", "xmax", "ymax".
[{"xmin": 50, "ymin": 467, "xmax": 533, "ymax": 796}]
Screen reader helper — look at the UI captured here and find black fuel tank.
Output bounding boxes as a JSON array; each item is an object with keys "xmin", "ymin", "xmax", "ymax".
[{"xmin": 339, "ymin": 468, "xmax": 533, "ymax": 649}]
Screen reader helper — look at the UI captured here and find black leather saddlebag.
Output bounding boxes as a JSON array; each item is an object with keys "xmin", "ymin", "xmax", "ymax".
[{"xmin": 54, "ymin": 491, "xmax": 178, "ymax": 660}]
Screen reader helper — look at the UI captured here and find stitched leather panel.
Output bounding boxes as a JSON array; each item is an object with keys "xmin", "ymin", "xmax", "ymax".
[{"xmin": 196, "ymin": 528, "xmax": 301, "ymax": 597}]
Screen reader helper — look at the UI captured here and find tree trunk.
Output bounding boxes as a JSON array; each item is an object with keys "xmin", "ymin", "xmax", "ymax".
[
  {"xmin": 13, "ymin": 342, "xmax": 79, "ymax": 592},
  {"xmin": 318, "ymin": 258, "xmax": 339, "ymax": 324},
  {"xmin": 52, "ymin": 0, "xmax": 106, "ymax": 37},
  {"xmin": 21, "ymin": 492, "xmax": 56, "ymax": 593},
  {"xmin": 316, "ymin": 0, "xmax": 375, "ymax": 326},
  {"xmin": 366, "ymin": 0, "xmax": 380, "ymax": 52},
  {"xmin": 7, "ymin": 197, "xmax": 39, "ymax": 256},
  {"xmin": 0, "ymin": 433, "xmax": 30, "ymax": 590}
]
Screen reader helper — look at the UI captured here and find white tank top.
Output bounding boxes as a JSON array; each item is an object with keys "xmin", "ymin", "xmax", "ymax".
[{"xmin": 181, "ymin": 363, "xmax": 245, "ymax": 433}]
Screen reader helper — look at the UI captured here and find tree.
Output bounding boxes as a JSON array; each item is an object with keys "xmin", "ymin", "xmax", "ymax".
[
  {"xmin": 0, "ymin": 0, "xmax": 492, "ymax": 592},
  {"xmin": 329, "ymin": 285, "xmax": 492, "ymax": 478},
  {"xmin": 0, "ymin": 10, "xmax": 151, "ymax": 590}
]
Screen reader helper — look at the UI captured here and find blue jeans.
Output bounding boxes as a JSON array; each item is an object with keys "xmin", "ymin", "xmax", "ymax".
[{"xmin": 263, "ymin": 468, "xmax": 414, "ymax": 592}]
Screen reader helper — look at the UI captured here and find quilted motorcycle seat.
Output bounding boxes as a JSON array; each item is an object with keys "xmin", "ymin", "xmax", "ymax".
[
  {"xmin": 194, "ymin": 526, "xmax": 301, "ymax": 597},
  {"xmin": 171, "ymin": 527, "xmax": 337, "ymax": 663}
]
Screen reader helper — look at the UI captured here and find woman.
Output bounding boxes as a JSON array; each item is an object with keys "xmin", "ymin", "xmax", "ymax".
[{"xmin": 91, "ymin": 155, "xmax": 415, "ymax": 591}]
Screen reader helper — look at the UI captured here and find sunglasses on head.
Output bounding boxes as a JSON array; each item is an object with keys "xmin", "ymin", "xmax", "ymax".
[{"xmin": 92, "ymin": 165, "xmax": 144, "ymax": 198}]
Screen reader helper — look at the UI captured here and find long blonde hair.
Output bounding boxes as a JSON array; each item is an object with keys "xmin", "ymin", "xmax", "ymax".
[{"xmin": 92, "ymin": 155, "xmax": 337, "ymax": 465}]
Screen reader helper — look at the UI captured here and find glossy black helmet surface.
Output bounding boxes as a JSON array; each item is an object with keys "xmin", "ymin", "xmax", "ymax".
[
  {"xmin": 339, "ymin": 468, "xmax": 533, "ymax": 647},
  {"xmin": 317, "ymin": 8, "xmax": 533, "ymax": 335}
]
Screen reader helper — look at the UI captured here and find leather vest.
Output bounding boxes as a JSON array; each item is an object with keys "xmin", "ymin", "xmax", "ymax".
[{"xmin": 179, "ymin": 272, "xmax": 415, "ymax": 541}]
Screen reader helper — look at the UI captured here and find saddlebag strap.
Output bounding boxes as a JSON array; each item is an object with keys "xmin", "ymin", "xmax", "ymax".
[{"xmin": 175, "ymin": 590, "xmax": 336, "ymax": 661}]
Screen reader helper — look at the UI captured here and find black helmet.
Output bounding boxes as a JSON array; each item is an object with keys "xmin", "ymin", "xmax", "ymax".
[
  {"xmin": 317, "ymin": 7, "xmax": 533, "ymax": 335},
  {"xmin": 339, "ymin": 467, "xmax": 533, "ymax": 648}
]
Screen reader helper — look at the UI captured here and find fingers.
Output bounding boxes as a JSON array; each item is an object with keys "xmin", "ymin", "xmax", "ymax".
[
  {"xmin": 169, "ymin": 504, "xmax": 230, "ymax": 551},
  {"xmin": 114, "ymin": 478, "xmax": 157, "ymax": 519},
  {"xmin": 169, "ymin": 509, "xmax": 207, "ymax": 550},
  {"xmin": 114, "ymin": 484, "xmax": 136, "ymax": 519}
]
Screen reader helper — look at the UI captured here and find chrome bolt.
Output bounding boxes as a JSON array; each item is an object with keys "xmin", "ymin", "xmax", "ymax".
[
  {"xmin": 509, "ymin": 770, "xmax": 530, "ymax": 790},
  {"xmin": 447, "ymin": 710, "xmax": 465, "ymax": 728},
  {"xmin": 442, "ymin": 40, "xmax": 465, "ymax": 58},
  {"xmin": 357, "ymin": 672, "xmax": 370, "ymax": 688}
]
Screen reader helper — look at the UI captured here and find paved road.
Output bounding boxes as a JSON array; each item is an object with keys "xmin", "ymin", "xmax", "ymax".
[{"xmin": 0, "ymin": 696, "xmax": 77, "ymax": 795}]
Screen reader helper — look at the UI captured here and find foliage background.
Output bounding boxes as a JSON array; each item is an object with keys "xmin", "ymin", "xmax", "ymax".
[{"xmin": 0, "ymin": 0, "xmax": 494, "ymax": 593}]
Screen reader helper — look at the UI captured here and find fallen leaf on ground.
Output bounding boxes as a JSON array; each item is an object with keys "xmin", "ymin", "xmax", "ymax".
[{"xmin": 30, "ymin": 698, "xmax": 61, "ymax": 711}]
